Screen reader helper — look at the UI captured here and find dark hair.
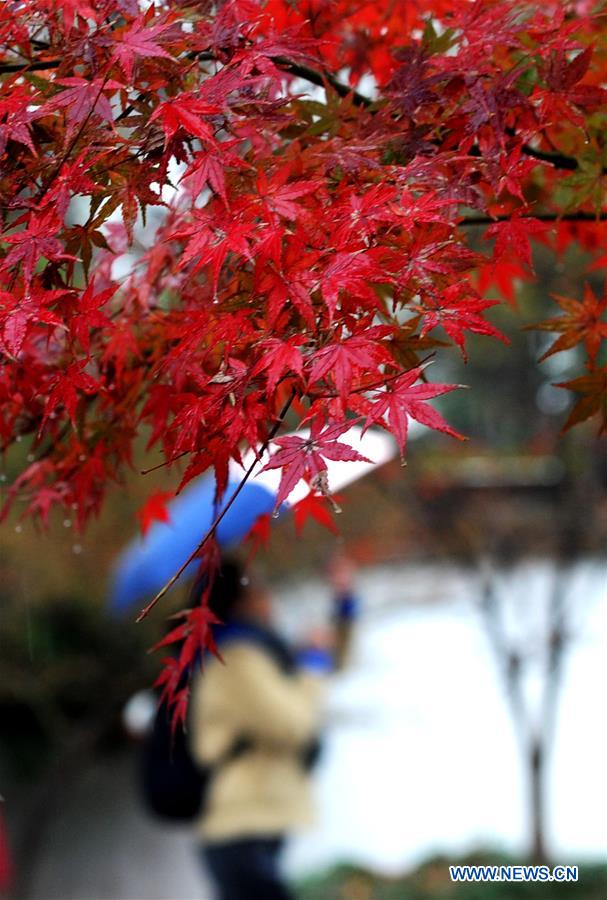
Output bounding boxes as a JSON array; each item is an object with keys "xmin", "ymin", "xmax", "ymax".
[{"xmin": 190, "ymin": 557, "xmax": 248, "ymax": 622}]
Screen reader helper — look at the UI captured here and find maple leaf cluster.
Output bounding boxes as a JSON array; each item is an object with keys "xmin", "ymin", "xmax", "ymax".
[{"xmin": 2, "ymin": 0, "xmax": 607, "ymax": 704}]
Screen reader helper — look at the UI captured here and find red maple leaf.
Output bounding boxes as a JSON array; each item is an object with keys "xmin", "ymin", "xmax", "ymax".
[
  {"xmin": 153, "ymin": 656, "xmax": 181, "ymax": 705},
  {"xmin": 485, "ymin": 215, "xmax": 550, "ymax": 269},
  {"xmin": 320, "ymin": 250, "xmax": 387, "ymax": 319},
  {"xmin": 546, "ymin": 44, "xmax": 593, "ymax": 92},
  {"xmin": 0, "ymin": 85, "xmax": 36, "ymax": 154},
  {"xmin": 292, "ymin": 491, "xmax": 340, "ymax": 535},
  {"xmin": 150, "ymin": 95, "xmax": 222, "ymax": 146},
  {"xmin": 153, "ymin": 598, "xmax": 222, "ymax": 731},
  {"xmin": 171, "ymin": 210, "xmax": 254, "ymax": 291},
  {"xmin": 173, "ymin": 604, "xmax": 222, "ymax": 672},
  {"xmin": 475, "ymin": 258, "xmax": 530, "ymax": 305},
  {"xmin": 365, "ymin": 367, "xmax": 464, "ymax": 459},
  {"xmin": 1, "ymin": 212, "xmax": 75, "ymax": 284},
  {"xmin": 263, "ymin": 419, "xmax": 370, "ymax": 509},
  {"xmin": 492, "ymin": 148, "xmax": 539, "ymax": 202},
  {"xmin": 257, "ymin": 239, "xmax": 321, "ymax": 328},
  {"xmin": 245, "ymin": 512, "xmax": 272, "ymax": 555},
  {"xmin": 251, "ymin": 337, "xmax": 304, "ymax": 394},
  {"xmin": 0, "ymin": 287, "xmax": 65, "ymax": 356},
  {"xmin": 112, "ymin": 16, "xmax": 175, "ymax": 81},
  {"xmin": 253, "ymin": 170, "xmax": 319, "ymax": 224},
  {"xmin": 67, "ymin": 280, "xmax": 116, "ymax": 354},
  {"xmin": 41, "ymin": 362, "xmax": 99, "ymax": 431},
  {"xmin": 308, "ymin": 329, "xmax": 392, "ymax": 400},
  {"xmin": 557, "ymin": 368, "xmax": 607, "ymax": 433},
  {"xmin": 52, "ymin": 0, "xmax": 98, "ymax": 31},
  {"xmin": 39, "ymin": 78, "xmax": 122, "ymax": 127},
  {"xmin": 417, "ymin": 284, "xmax": 508, "ymax": 360},
  {"xmin": 182, "ymin": 141, "xmax": 249, "ymax": 206},
  {"xmin": 534, "ymin": 283, "xmax": 607, "ymax": 362},
  {"xmin": 136, "ymin": 490, "xmax": 174, "ymax": 536},
  {"xmin": 330, "ymin": 184, "xmax": 399, "ymax": 246}
]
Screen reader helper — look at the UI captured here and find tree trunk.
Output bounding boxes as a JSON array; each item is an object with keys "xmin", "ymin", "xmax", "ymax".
[{"xmin": 529, "ymin": 740, "xmax": 547, "ymax": 863}]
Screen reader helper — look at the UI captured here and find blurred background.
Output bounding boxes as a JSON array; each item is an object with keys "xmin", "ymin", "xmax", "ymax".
[{"xmin": 2, "ymin": 236, "xmax": 607, "ymax": 899}]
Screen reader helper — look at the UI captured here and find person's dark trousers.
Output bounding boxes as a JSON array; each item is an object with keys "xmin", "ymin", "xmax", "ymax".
[{"xmin": 202, "ymin": 836, "xmax": 294, "ymax": 900}]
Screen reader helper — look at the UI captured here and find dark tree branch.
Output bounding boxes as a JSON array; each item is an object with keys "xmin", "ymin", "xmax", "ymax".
[
  {"xmin": 135, "ymin": 390, "xmax": 296, "ymax": 622},
  {"xmin": 460, "ymin": 211, "xmax": 607, "ymax": 226},
  {"xmin": 1, "ymin": 51, "xmax": 597, "ymax": 177},
  {"xmin": 519, "ymin": 143, "xmax": 580, "ymax": 172},
  {"xmin": 0, "ymin": 58, "xmax": 60, "ymax": 73},
  {"xmin": 271, "ymin": 56, "xmax": 372, "ymax": 107}
]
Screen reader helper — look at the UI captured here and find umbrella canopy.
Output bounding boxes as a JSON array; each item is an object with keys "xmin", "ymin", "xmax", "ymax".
[{"xmin": 109, "ymin": 425, "xmax": 396, "ymax": 613}]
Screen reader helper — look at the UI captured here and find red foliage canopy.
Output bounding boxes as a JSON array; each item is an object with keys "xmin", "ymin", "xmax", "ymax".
[{"xmin": 2, "ymin": 0, "xmax": 607, "ymax": 709}]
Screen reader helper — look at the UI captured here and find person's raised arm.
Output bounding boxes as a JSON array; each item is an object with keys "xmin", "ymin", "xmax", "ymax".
[{"xmin": 327, "ymin": 554, "xmax": 359, "ymax": 670}]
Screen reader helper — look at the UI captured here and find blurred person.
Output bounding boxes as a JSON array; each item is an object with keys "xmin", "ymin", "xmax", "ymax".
[{"xmin": 190, "ymin": 554, "xmax": 358, "ymax": 900}]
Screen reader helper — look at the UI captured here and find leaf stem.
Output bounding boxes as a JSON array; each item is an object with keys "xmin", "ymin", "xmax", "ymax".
[
  {"xmin": 135, "ymin": 390, "xmax": 296, "ymax": 622},
  {"xmin": 460, "ymin": 211, "xmax": 607, "ymax": 226}
]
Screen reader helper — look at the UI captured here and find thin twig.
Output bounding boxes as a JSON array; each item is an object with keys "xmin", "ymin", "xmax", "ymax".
[
  {"xmin": 309, "ymin": 354, "xmax": 438, "ymax": 400},
  {"xmin": 461, "ymin": 211, "xmax": 607, "ymax": 226},
  {"xmin": 271, "ymin": 55, "xmax": 372, "ymax": 108},
  {"xmin": 2, "ymin": 46, "xmax": 594, "ymax": 174},
  {"xmin": 135, "ymin": 390, "xmax": 296, "ymax": 622},
  {"xmin": 519, "ymin": 143, "xmax": 581, "ymax": 172},
  {"xmin": 0, "ymin": 59, "xmax": 60, "ymax": 73},
  {"xmin": 140, "ymin": 450, "xmax": 189, "ymax": 475},
  {"xmin": 38, "ymin": 72, "xmax": 112, "ymax": 198}
]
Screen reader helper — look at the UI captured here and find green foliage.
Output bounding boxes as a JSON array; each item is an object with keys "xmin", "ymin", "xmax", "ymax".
[
  {"xmin": 0, "ymin": 596, "xmax": 153, "ymax": 778},
  {"xmin": 297, "ymin": 855, "xmax": 607, "ymax": 900}
]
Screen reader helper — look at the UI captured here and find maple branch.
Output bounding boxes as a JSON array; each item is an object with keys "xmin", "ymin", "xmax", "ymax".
[
  {"xmin": 0, "ymin": 49, "xmax": 593, "ymax": 176},
  {"xmin": 270, "ymin": 58, "xmax": 594, "ymax": 173},
  {"xmin": 460, "ymin": 211, "xmax": 607, "ymax": 226},
  {"xmin": 271, "ymin": 56, "xmax": 372, "ymax": 108},
  {"xmin": 140, "ymin": 450, "xmax": 189, "ymax": 475},
  {"xmin": 519, "ymin": 143, "xmax": 580, "ymax": 172},
  {"xmin": 37, "ymin": 72, "xmax": 112, "ymax": 199},
  {"xmin": 310, "ymin": 356, "xmax": 437, "ymax": 400},
  {"xmin": 113, "ymin": 51, "xmax": 370, "ymax": 126},
  {"xmin": 0, "ymin": 58, "xmax": 60, "ymax": 73},
  {"xmin": 135, "ymin": 390, "xmax": 296, "ymax": 623}
]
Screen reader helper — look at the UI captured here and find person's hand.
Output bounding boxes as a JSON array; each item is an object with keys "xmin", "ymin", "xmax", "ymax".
[
  {"xmin": 327, "ymin": 553, "xmax": 355, "ymax": 596},
  {"xmin": 302, "ymin": 626, "xmax": 335, "ymax": 652},
  {"xmin": 297, "ymin": 627, "xmax": 335, "ymax": 674},
  {"xmin": 328, "ymin": 554, "xmax": 359, "ymax": 627}
]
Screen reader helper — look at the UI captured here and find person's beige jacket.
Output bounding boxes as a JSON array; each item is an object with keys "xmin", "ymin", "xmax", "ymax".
[{"xmin": 190, "ymin": 641, "xmax": 324, "ymax": 842}]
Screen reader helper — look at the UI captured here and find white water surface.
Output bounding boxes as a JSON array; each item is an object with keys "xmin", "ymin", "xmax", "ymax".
[{"xmin": 280, "ymin": 560, "xmax": 607, "ymax": 875}]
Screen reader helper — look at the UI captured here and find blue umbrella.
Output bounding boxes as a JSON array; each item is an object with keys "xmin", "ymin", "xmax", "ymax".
[
  {"xmin": 109, "ymin": 425, "xmax": 397, "ymax": 614},
  {"xmin": 109, "ymin": 477, "xmax": 275, "ymax": 614}
]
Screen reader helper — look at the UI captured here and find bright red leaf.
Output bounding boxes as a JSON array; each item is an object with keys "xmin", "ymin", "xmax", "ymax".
[
  {"xmin": 136, "ymin": 490, "xmax": 174, "ymax": 536},
  {"xmin": 365, "ymin": 368, "xmax": 464, "ymax": 459},
  {"xmin": 0, "ymin": 0, "xmax": 606, "ymax": 713},
  {"xmin": 112, "ymin": 16, "xmax": 175, "ymax": 81},
  {"xmin": 263, "ymin": 419, "xmax": 370, "ymax": 509},
  {"xmin": 293, "ymin": 491, "xmax": 340, "ymax": 536},
  {"xmin": 534, "ymin": 283, "xmax": 607, "ymax": 362}
]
